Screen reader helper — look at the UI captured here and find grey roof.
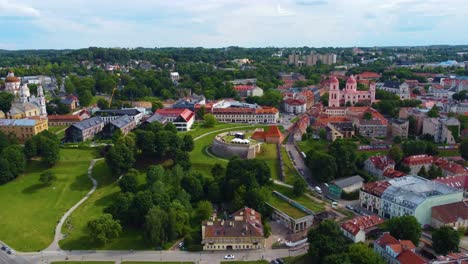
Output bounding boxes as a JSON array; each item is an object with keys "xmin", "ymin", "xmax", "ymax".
[
  {"xmin": 0, "ymin": 118, "xmax": 37, "ymax": 126},
  {"xmin": 71, "ymin": 117, "xmax": 104, "ymax": 131},
  {"xmin": 382, "ymin": 176, "xmax": 462, "ymax": 209},
  {"xmin": 146, "ymin": 113, "xmax": 167, "ymax": 124},
  {"xmin": 95, "ymin": 108, "xmax": 142, "ymax": 117},
  {"xmin": 332, "ymin": 175, "xmax": 364, "ymax": 188},
  {"xmin": 110, "ymin": 115, "xmax": 134, "ymax": 128},
  {"xmin": 383, "ymin": 81, "xmax": 402, "ymax": 89}
]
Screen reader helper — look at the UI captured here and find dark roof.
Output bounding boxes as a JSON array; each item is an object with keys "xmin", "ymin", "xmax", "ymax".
[
  {"xmin": 71, "ymin": 117, "xmax": 104, "ymax": 131},
  {"xmin": 391, "ymin": 118, "xmax": 408, "ymax": 125},
  {"xmin": 330, "ymin": 122, "xmax": 354, "ymax": 131},
  {"xmin": 110, "ymin": 115, "xmax": 134, "ymax": 128},
  {"xmin": 145, "ymin": 113, "xmax": 167, "ymax": 124},
  {"xmin": 95, "ymin": 108, "xmax": 142, "ymax": 116},
  {"xmin": 332, "ymin": 175, "xmax": 364, "ymax": 188},
  {"xmin": 383, "ymin": 81, "xmax": 403, "ymax": 89}
]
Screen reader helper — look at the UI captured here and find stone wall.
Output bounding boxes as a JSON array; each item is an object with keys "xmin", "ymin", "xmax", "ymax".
[{"xmin": 211, "ymin": 131, "xmax": 262, "ymax": 159}]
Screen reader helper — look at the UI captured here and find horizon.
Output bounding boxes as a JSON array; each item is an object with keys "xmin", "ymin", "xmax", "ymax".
[{"xmin": 2, "ymin": 0, "xmax": 468, "ymax": 50}]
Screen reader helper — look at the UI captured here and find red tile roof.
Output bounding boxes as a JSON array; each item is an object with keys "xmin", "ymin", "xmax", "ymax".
[
  {"xmin": 340, "ymin": 214, "xmax": 384, "ymax": 236},
  {"xmin": 357, "ymin": 72, "xmax": 381, "ymax": 79},
  {"xmin": 376, "ymin": 233, "xmax": 399, "ymax": 248},
  {"xmin": 47, "ymin": 114, "xmax": 82, "ymax": 121},
  {"xmin": 433, "ymin": 175, "xmax": 468, "ymax": 189},
  {"xmin": 383, "ymin": 169, "xmax": 407, "ymax": 179},
  {"xmin": 362, "ymin": 181, "xmax": 391, "ymax": 197},
  {"xmin": 284, "ymin": 98, "xmax": 306, "ymax": 106},
  {"xmin": 368, "ymin": 155, "xmax": 395, "ymax": 170},
  {"xmin": 156, "ymin": 108, "xmax": 194, "ymax": 122},
  {"xmin": 234, "ymin": 85, "xmax": 257, "ymax": 91},
  {"xmin": 436, "ymin": 160, "xmax": 468, "ymax": 176},
  {"xmin": 402, "ymin": 155, "xmax": 435, "ymax": 166},
  {"xmin": 431, "ymin": 201, "xmax": 468, "ymax": 224},
  {"xmin": 203, "ymin": 207, "xmax": 263, "ymax": 239},
  {"xmin": 397, "ymin": 249, "xmax": 428, "ymax": 264}
]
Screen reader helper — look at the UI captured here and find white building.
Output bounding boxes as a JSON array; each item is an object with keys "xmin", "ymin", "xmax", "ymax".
[
  {"xmin": 283, "ymin": 98, "xmax": 306, "ymax": 114},
  {"xmin": 170, "ymin": 72, "xmax": 180, "ymax": 83},
  {"xmin": 210, "ymin": 100, "xmax": 279, "ymax": 124},
  {"xmin": 155, "ymin": 108, "xmax": 195, "ymax": 131}
]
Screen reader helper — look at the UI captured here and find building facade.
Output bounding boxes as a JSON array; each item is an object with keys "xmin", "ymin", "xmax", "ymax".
[
  {"xmin": 340, "ymin": 214, "xmax": 384, "ymax": 243},
  {"xmin": 0, "ymin": 117, "xmax": 48, "ymax": 143},
  {"xmin": 390, "ymin": 119, "xmax": 409, "ymax": 138},
  {"xmin": 155, "ymin": 108, "xmax": 195, "ymax": 131},
  {"xmin": 364, "ymin": 156, "xmax": 396, "ymax": 179},
  {"xmin": 201, "ymin": 207, "xmax": 265, "ymax": 251},
  {"xmin": 234, "ymin": 85, "xmax": 264, "ymax": 97},
  {"xmin": 360, "ymin": 181, "xmax": 391, "ymax": 214},
  {"xmin": 65, "ymin": 117, "xmax": 105, "ymax": 142},
  {"xmin": 329, "ymin": 175, "xmax": 364, "ymax": 198},
  {"xmin": 422, "ymin": 117, "xmax": 460, "ymax": 144},
  {"xmin": 211, "ymin": 101, "xmax": 279, "ymax": 124}
]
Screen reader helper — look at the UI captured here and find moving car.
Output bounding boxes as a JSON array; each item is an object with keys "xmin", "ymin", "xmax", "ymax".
[
  {"xmin": 345, "ymin": 205, "xmax": 354, "ymax": 210},
  {"xmin": 315, "ymin": 186, "xmax": 322, "ymax": 194},
  {"xmin": 224, "ymin": 254, "xmax": 235, "ymax": 259}
]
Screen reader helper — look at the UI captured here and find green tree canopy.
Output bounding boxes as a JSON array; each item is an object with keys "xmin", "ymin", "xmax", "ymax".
[
  {"xmin": 432, "ymin": 226, "xmax": 460, "ymax": 255},
  {"xmin": 385, "ymin": 215, "xmax": 421, "ymax": 245},
  {"xmin": 87, "ymin": 214, "xmax": 122, "ymax": 245}
]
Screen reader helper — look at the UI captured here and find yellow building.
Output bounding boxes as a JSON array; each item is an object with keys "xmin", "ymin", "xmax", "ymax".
[
  {"xmin": 0, "ymin": 117, "xmax": 48, "ymax": 142},
  {"xmin": 7, "ymin": 102, "xmax": 41, "ymax": 119}
]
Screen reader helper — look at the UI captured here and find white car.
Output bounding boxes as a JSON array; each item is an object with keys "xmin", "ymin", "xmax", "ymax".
[
  {"xmin": 224, "ymin": 254, "xmax": 235, "ymax": 259},
  {"xmin": 7, "ymin": 249, "xmax": 15, "ymax": 255}
]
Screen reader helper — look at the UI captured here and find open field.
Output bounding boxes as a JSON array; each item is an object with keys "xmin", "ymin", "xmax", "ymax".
[
  {"xmin": 60, "ymin": 161, "xmax": 149, "ymax": 250},
  {"xmin": 280, "ymin": 146, "xmax": 301, "ymax": 185},
  {"xmin": 48, "ymin": 125, "xmax": 68, "ymax": 134},
  {"xmin": 272, "ymin": 184, "xmax": 325, "ymax": 212},
  {"xmin": 269, "ymin": 195, "xmax": 308, "ymax": 219},
  {"xmin": 296, "ymin": 139, "xmax": 328, "ymax": 155},
  {"xmin": 0, "ymin": 149, "xmax": 96, "ymax": 251}
]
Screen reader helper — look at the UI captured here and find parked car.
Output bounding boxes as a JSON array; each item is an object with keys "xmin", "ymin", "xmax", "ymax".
[
  {"xmin": 331, "ymin": 201, "xmax": 338, "ymax": 208},
  {"xmin": 1, "ymin": 245, "xmax": 8, "ymax": 251},
  {"xmin": 178, "ymin": 241, "xmax": 184, "ymax": 248},
  {"xmin": 224, "ymin": 254, "xmax": 235, "ymax": 259},
  {"xmin": 315, "ymin": 186, "xmax": 322, "ymax": 194},
  {"xmin": 270, "ymin": 260, "xmax": 279, "ymax": 264},
  {"xmin": 346, "ymin": 205, "xmax": 354, "ymax": 210},
  {"xmin": 276, "ymin": 258, "xmax": 285, "ymax": 264},
  {"xmin": 7, "ymin": 249, "xmax": 15, "ymax": 255}
]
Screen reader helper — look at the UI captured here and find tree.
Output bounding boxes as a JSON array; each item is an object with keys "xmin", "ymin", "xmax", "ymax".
[
  {"xmin": 308, "ymin": 220, "xmax": 348, "ymax": 263},
  {"xmin": 87, "ymin": 214, "xmax": 122, "ymax": 245},
  {"xmin": 1, "ymin": 145, "xmax": 25, "ymax": 177},
  {"xmin": 428, "ymin": 106, "xmax": 440, "ymax": 118},
  {"xmin": 146, "ymin": 165, "xmax": 165, "ymax": 187},
  {"xmin": 193, "ymin": 201, "xmax": 213, "ymax": 224},
  {"xmin": 181, "ymin": 134, "xmax": 194, "ymax": 152},
  {"xmin": 348, "ymin": 243, "xmax": 385, "ymax": 264},
  {"xmin": 363, "ymin": 112, "xmax": 372, "ymax": 120},
  {"xmin": 461, "ymin": 138, "xmax": 468, "ymax": 160},
  {"xmin": 97, "ymin": 98, "xmax": 109, "ymax": 109},
  {"xmin": 119, "ymin": 170, "xmax": 138, "ymax": 193},
  {"xmin": 432, "ymin": 226, "xmax": 460, "ymax": 255},
  {"xmin": 39, "ymin": 171, "xmax": 56, "ymax": 185},
  {"xmin": 0, "ymin": 92, "xmax": 14, "ymax": 114},
  {"xmin": 329, "ymin": 140, "xmax": 357, "ymax": 177},
  {"xmin": 418, "ymin": 166, "xmax": 428, "ymax": 178},
  {"xmin": 0, "ymin": 158, "xmax": 14, "ymax": 184},
  {"xmin": 203, "ymin": 113, "xmax": 216, "ymax": 127},
  {"xmin": 385, "ymin": 216, "xmax": 421, "ymax": 245},
  {"xmin": 105, "ymin": 137, "xmax": 136, "ymax": 175},
  {"xmin": 145, "ymin": 206, "xmax": 169, "ymax": 245},
  {"xmin": 388, "ymin": 146, "xmax": 403, "ymax": 164},
  {"xmin": 293, "ymin": 178, "xmax": 307, "ymax": 197},
  {"xmin": 305, "ymin": 151, "xmax": 337, "ymax": 182},
  {"xmin": 427, "ymin": 164, "xmax": 442, "ymax": 179}
]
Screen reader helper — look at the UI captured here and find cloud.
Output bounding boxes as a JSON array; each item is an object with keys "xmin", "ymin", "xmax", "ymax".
[
  {"xmin": 296, "ymin": 0, "xmax": 328, "ymax": 6},
  {"xmin": 0, "ymin": 0, "xmax": 39, "ymax": 17}
]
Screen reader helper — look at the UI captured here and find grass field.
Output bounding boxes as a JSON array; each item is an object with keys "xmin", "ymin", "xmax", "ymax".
[
  {"xmin": 48, "ymin": 125, "xmax": 68, "ymax": 134},
  {"xmin": 272, "ymin": 184, "xmax": 325, "ymax": 212},
  {"xmin": 60, "ymin": 161, "xmax": 149, "ymax": 250},
  {"xmin": 0, "ymin": 148, "xmax": 96, "ymax": 251},
  {"xmin": 256, "ymin": 144, "xmax": 280, "ymax": 180},
  {"xmin": 269, "ymin": 195, "xmax": 308, "ymax": 219},
  {"xmin": 280, "ymin": 146, "xmax": 301, "ymax": 185},
  {"xmin": 296, "ymin": 139, "xmax": 328, "ymax": 154}
]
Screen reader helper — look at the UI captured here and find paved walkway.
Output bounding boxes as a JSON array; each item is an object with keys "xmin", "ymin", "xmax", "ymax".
[{"xmin": 44, "ymin": 158, "xmax": 103, "ymax": 251}]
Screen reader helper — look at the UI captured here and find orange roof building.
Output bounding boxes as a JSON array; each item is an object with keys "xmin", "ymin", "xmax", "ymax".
[
  {"xmin": 340, "ymin": 214, "xmax": 384, "ymax": 243},
  {"xmin": 251, "ymin": 126, "xmax": 284, "ymax": 144}
]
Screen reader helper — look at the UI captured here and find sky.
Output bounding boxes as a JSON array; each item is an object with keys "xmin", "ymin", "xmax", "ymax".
[{"xmin": 1, "ymin": 0, "xmax": 468, "ymax": 50}]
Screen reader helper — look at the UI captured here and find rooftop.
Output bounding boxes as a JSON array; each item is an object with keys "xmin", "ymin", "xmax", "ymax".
[
  {"xmin": 95, "ymin": 108, "xmax": 143, "ymax": 116},
  {"xmin": 110, "ymin": 115, "xmax": 135, "ymax": 128},
  {"xmin": 332, "ymin": 175, "xmax": 364, "ymax": 189},
  {"xmin": 203, "ymin": 207, "xmax": 263, "ymax": 239},
  {"xmin": 71, "ymin": 117, "xmax": 104, "ymax": 131},
  {"xmin": 340, "ymin": 214, "xmax": 384, "ymax": 236},
  {"xmin": 0, "ymin": 118, "xmax": 38, "ymax": 127},
  {"xmin": 431, "ymin": 201, "xmax": 468, "ymax": 224}
]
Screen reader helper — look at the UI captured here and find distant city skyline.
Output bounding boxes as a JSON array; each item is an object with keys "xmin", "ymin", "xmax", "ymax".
[{"xmin": 1, "ymin": 0, "xmax": 468, "ymax": 50}]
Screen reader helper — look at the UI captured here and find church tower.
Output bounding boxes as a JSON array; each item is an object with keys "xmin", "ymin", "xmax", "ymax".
[
  {"xmin": 328, "ymin": 76, "xmax": 340, "ymax": 107},
  {"xmin": 369, "ymin": 82, "xmax": 376, "ymax": 104},
  {"xmin": 37, "ymin": 84, "xmax": 47, "ymax": 116},
  {"xmin": 19, "ymin": 84, "xmax": 30, "ymax": 103}
]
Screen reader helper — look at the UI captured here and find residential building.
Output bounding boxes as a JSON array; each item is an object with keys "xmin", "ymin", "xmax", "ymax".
[
  {"xmin": 390, "ymin": 119, "xmax": 409, "ymax": 138},
  {"xmin": 305, "ymin": 53, "xmax": 337, "ymax": 66},
  {"xmin": 144, "ymin": 113, "xmax": 168, "ymax": 125},
  {"xmin": 60, "ymin": 95, "xmax": 80, "ymax": 111},
  {"xmin": 251, "ymin": 126, "xmax": 284, "ymax": 144},
  {"xmin": 431, "ymin": 201, "xmax": 468, "ymax": 230},
  {"xmin": 356, "ymin": 119, "xmax": 388, "ymax": 138},
  {"xmin": 329, "ymin": 175, "xmax": 364, "ymax": 198},
  {"xmin": 210, "ymin": 100, "xmax": 279, "ymax": 124},
  {"xmin": 155, "ymin": 108, "xmax": 195, "ymax": 131},
  {"xmin": 433, "ymin": 176, "xmax": 467, "ymax": 196},
  {"xmin": 283, "ymin": 98, "xmax": 307, "ymax": 114},
  {"xmin": 328, "ymin": 76, "xmax": 376, "ymax": 107},
  {"xmin": 47, "ymin": 114, "xmax": 83, "ymax": 126},
  {"xmin": 94, "ymin": 108, "xmax": 144, "ymax": 125},
  {"xmin": 105, "ymin": 115, "xmax": 137, "ymax": 136},
  {"xmin": 287, "ymin": 54, "xmax": 301, "ymax": 66},
  {"xmin": 340, "ymin": 214, "xmax": 384, "ymax": 243},
  {"xmin": 325, "ymin": 122, "xmax": 354, "ymax": 142},
  {"xmin": 234, "ymin": 85, "xmax": 263, "ymax": 97},
  {"xmin": 268, "ymin": 191, "xmax": 314, "ymax": 233},
  {"xmin": 364, "ymin": 156, "xmax": 396, "ymax": 179},
  {"xmin": 0, "ymin": 117, "xmax": 48, "ymax": 143},
  {"xmin": 360, "ymin": 181, "xmax": 391, "ymax": 214},
  {"xmin": 357, "ymin": 72, "xmax": 381, "ymax": 80},
  {"xmin": 374, "ymin": 233, "xmax": 426, "ymax": 264},
  {"xmin": 402, "ymin": 155, "xmax": 435, "ymax": 175},
  {"xmin": 65, "ymin": 117, "xmax": 105, "ymax": 142},
  {"xmin": 380, "ymin": 176, "xmax": 463, "ymax": 225},
  {"xmin": 201, "ymin": 207, "xmax": 264, "ymax": 251},
  {"xmin": 172, "ymin": 94, "xmax": 206, "ymax": 111},
  {"xmin": 435, "ymin": 159, "xmax": 468, "ymax": 177},
  {"xmin": 422, "ymin": 117, "xmax": 460, "ymax": 144},
  {"xmin": 170, "ymin": 72, "xmax": 179, "ymax": 83},
  {"xmin": 382, "ymin": 169, "xmax": 407, "ymax": 180},
  {"xmin": 378, "ymin": 81, "xmax": 411, "ymax": 100}
]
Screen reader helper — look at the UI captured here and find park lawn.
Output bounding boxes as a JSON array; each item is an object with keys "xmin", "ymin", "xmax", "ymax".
[
  {"xmin": 60, "ymin": 161, "xmax": 149, "ymax": 250},
  {"xmin": 256, "ymin": 143, "xmax": 280, "ymax": 181},
  {"xmin": 437, "ymin": 149, "xmax": 461, "ymax": 157},
  {"xmin": 269, "ymin": 195, "xmax": 308, "ymax": 219},
  {"xmin": 0, "ymin": 148, "xmax": 97, "ymax": 251},
  {"xmin": 272, "ymin": 184, "xmax": 325, "ymax": 213},
  {"xmin": 48, "ymin": 125, "xmax": 68, "ymax": 134},
  {"xmin": 296, "ymin": 139, "xmax": 329, "ymax": 154},
  {"xmin": 280, "ymin": 146, "xmax": 301, "ymax": 185}
]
